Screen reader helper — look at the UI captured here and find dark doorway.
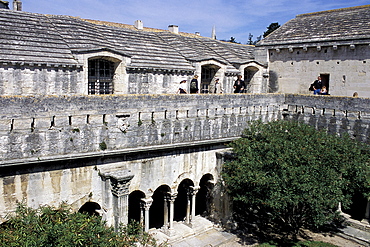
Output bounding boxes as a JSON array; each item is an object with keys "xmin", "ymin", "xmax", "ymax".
[
  {"xmin": 128, "ymin": 190, "xmax": 145, "ymax": 223},
  {"xmin": 320, "ymin": 74, "xmax": 330, "ymax": 94},
  {"xmin": 174, "ymin": 179, "xmax": 194, "ymax": 221},
  {"xmin": 88, "ymin": 58, "xmax": 114, "ymax": 94},
  {"xmin": 343, "ymin": 192, "xmax": 368, "ymax": 221},
  {"xmin": 78, "ymin": 202, "xmax": 101, "ymax": 216},
  {"xmin": 196, "ymin": 174, "xmax": 214, "ymax": 216},
  {"xmin": 201, "ymin": 65, "xmax": 220, "ymax": 94},
  {"xmin": 149, "ymin": 185, "xmax": 170, "ymax": 229},
  {"xmin": 244, "ymin": 66, "xmax": 259, "ymax": 93}
]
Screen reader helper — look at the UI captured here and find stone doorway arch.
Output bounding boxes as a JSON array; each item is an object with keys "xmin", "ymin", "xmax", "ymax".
[
  {"xmin": 149, "ymin": 185, "xmax": 171, "ymax": 229},
  {"xmin": 244, "ymin": 66, "xmax": 259, "ymax": 93},
  {"xmin": 78, "ymin": 201, "xmax": 102, "ymax": 217},
  {"xmin": 201, "ymin": 65, "xmax": 220, "ymax": 94},
  {"xmin": 196, "ymin": 174, "xmax": 214, "ymax": 217},
  {"xmin": 174, "ymin": 179, "xmax": 194, "ymax": 222},
  {"xmin": 128, "ymin": 190, "xmax": 145, "ymax": 223}
]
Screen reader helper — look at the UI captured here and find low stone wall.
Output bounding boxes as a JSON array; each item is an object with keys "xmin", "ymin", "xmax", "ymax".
[{"xmin": 1, "ymin": 93, "xmax": 370, "ymax": 167}]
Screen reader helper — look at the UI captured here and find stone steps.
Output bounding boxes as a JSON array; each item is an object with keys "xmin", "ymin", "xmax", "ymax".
[{"xmin": 150, "ymin": 216, "xmax": 241, "ymax": 247}]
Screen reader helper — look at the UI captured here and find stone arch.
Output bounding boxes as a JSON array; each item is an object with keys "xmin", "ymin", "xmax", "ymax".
[
  {"xmin": 128, "ymin": 190, "xmax": 145, "ymax": 223},
  {"xmin": 149, "ymin": 184, "xmax": 171, "ymax": 229},
  {"xmin": 196, "ymin": 174, "xmax": 214, "ymax": 217},
  {"xmin": 240, "ymin": 62, "xmax": 266, "ymax": 93},
  {"xmin": 75, "ymin": 49, "xmax": 130, "ymax": 95},
  {"xmin": 174, "ymin": 178, "xmax": 194, "ymax": 221},
  {"xmin": 201, "ymin": 64, "xmax": 221, "ymax": 94},
  {"xmin": 78, "ymin": 201, "xmax": 102, "ymax": 216}
]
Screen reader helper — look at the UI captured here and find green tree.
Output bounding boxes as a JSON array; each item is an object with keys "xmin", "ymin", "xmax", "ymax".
[
  {"xmin": 0, "ymin": 203, "xmax": 165, "ymax": 247},
  {"xmin": 222, "ymin": 120, "xmax": 370, "ymax": 239},
  {"xmin": 263, "ymin": 22, "xmax": 280, "ymax": 38}
]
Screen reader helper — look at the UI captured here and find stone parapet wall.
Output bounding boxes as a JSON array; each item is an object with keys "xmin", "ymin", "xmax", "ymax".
[
  {"xmin": 0, "ymin": 94, "xmax": 285, "ymax": 166},
  {"xmin": 284, "ymin": 94, "xmax": 370, "ymax": 143},
  {"xmin": 1, "ymin": 93, "xmax": 370, "ymax": 166}
]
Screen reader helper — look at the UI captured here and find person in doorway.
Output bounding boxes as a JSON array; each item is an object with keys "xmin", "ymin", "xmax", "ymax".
[
  {"xmin": 190, "ymin": 75, "xmax": 199, "ymax": 94},
  {"xmin": 320, "ymin": 86, "xmax": 328, "ymax": 95},
  {"xmin": 233, "ymin": 75, "xmax": 245, "ymax": 93},
  {"xmin": 177, "ymin": 80, "xmax": 188, "ymax": 94},
  {"xmin": 312, "ymin": 76, "xmax": 322, "ymax": 95},
  {"xmin": 214, "ymin": 78, "xmax": 223, "ymax": 94}
]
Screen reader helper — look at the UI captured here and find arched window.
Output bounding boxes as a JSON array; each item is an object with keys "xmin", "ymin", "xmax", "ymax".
[{"xmin": 88, "ymin": 59, "xmax": 114, "ymax": 94}]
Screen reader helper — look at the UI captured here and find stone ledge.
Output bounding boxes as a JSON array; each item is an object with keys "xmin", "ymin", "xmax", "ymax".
[{"xmin": 0, "ymin": 137, "xmax": 238, "ymax": 168}]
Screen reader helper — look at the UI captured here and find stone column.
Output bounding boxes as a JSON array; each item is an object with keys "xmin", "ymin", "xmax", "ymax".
[
  {"xmin": 190, "ymin": 186, "xmax": 200, "ymax": 223},
  {"xmin": 168, "ymin": 192, "xmax": 177, "ymax": 230},
  {"xmin": 185, "ymin": 188, "xmax": 191, "ymax": 224},
  {"xmin": 163, "ymin": 194, "xmax": 169, "ymax": 229},
  {"xmin": 100, "ymin": 171, "xmax": 134, "ymax": 231},
  {"xmin": 141, "ymin": 198, "xmax": 153, "ymax": 232}
]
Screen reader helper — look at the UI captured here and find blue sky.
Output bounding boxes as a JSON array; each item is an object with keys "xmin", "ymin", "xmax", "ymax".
[{"xmin": 23, "ymin": 0, "xmax": 370, "ymax": 44}]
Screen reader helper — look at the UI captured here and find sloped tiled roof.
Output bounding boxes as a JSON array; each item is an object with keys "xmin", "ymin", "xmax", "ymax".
[
  {"xmin": 257, "ymin": 5, "xmax": 370, "ymax": 46},
  {"xmin": 0, "ymin": 9, "xmax": 255, "ymax": 69}
]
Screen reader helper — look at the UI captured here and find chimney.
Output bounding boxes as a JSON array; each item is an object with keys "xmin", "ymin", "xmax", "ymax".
[
  {"xmin": 211, "ymin": 25, "xmax": 216, "ymax": 39},
  {"xmin": 134, "ymin": 20, "xmax": 143, "ymax": 30},
  {"xmin": 168, "ymin": 25, "xmax": 179, "ymax": 34},
  {"xmin": 195, "ymin": 32, "xmax": 200, "ymax": 36},
  {"xmin": 13, "ymin": 0, "xmax": 21, "ymax": 11}
]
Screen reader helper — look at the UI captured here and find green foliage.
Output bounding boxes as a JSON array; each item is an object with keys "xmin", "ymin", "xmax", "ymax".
[
  {"xmin": 99, "ymin": 141, "xmax": 107, "ymax": 150},
  {"xmin": 222, "ymin": 120, "xmax": 370, "ymax": 238},
  {"xmin": 263, "ymin": 22, "xmax": 281, "ymax": 38},
  {"xmin": 0, "ymin": 203, "xmax": 165, "ymax": 247}
]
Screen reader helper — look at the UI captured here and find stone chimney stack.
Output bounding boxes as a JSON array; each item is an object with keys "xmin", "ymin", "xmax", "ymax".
[
  {"xmin": 168, "ymin": 25, "xmax": 179, "ymax": 34},
  {"xmin": 211, "ymin": 26, "xmax": 216, "ymax": 39},
  {"xmin": 13, "ymin": 0, "xmax": 21, "ymax": 11},
  {"xmin": 134, "ymin": 20, "xmax": 143, "ymax": 30}
]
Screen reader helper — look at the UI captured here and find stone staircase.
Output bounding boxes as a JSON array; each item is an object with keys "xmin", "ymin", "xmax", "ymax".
[{"xmin": 149, "ymin": 216, "xmax": 243, "ymax": 247}]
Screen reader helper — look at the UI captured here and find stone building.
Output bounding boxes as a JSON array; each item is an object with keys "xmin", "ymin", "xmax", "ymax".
[
  {"xmin": 257, "ymin": 5, "xmax": 370, "ymax": 97},
  {"xmin": 0, "ymin": 3, "xmax": 369, "ymax": 243},
  {"xmin": 0, "ymin": 8, "xmax": 267, "ymax": 96}
]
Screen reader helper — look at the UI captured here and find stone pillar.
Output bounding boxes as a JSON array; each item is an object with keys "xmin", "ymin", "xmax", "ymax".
[
  {"xmin": 163, "ymin": 194, "xmax": 169, "ymax": 229},
  {"xmin": 185, "ymin": 188, "xmax": 191, "ymax": 224},
  {"xmin": 190, "ymin": 186, "xmax": 200, "ymax": 223},
  {"xmin": 100, "ymin": 171, "xmax": 134, "ymax": 230},
  {"xmin": 141, "ymin": 198, "xmax": 153, "ymax": 232},
  {"xmin": 168, "ymin": 192, "xmax": 177, "ymax": 230}
]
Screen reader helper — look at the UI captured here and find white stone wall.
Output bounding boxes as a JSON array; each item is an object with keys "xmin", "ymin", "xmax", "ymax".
[
  {"xmin": 0, "ymin": 65, "xmax": 84, "ymax": 96},
  {"xmin": 0, "ymin": 147, "xmax": 224, "ymax": 227},
  {"xmin": 268, "ymin": 44, "xmax": 370, "ymax": 97}
]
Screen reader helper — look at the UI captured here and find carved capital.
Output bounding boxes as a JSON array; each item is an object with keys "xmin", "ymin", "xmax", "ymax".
[
  {"xmin": 141, "ymin": 198, "xmax": 153, "ymax": 210},
  {"xmin": 100, "ymin": 171, "xmax": 134, "ymax": 197}
]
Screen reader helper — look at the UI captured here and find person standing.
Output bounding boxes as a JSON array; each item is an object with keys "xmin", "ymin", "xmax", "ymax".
[
  {"xmin": 190, "ymin": 75, "xmax": 199, "ymax": 94},
  {"xmin": 214, "ymin": 78, "xmax": 223, "ymax": 94},
  {"xmin": 312, "ymin": 76, "xmax": 322, "ymax": 95},
  {"xmin": 233, "ymin": 75, "xmax": 245, "ymax": 93},
  {"xmin": 177, "ymin": 80, "xmax": 188, "ymax": 94}
]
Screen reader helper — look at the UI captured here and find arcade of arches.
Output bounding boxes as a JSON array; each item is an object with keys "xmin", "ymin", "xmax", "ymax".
[{"xmin": 80, "ymin": 173, "xmax": 216, "ymax": 233}]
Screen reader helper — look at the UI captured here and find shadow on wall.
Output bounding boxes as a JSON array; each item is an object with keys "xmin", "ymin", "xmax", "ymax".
[{"xmin": 268, "ymin": 71, "xmax": 279, "ymax": 93}]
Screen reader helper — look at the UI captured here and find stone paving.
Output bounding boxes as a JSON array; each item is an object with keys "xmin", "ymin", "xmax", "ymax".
[{"xmin": 151, "ymin": 216, "xmax": 370, "ymax": 247}]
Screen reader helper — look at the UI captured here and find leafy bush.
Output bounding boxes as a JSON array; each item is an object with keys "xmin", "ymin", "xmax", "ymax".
[
  {"xmin": 0, "ymin": 203, "xmax": 165, "ymax": 247},
  {"xmin": 222, "ymin": 120, "xmax": 370, "ymax": 239}
]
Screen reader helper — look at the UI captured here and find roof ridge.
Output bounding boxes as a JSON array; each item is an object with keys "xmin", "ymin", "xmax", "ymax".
[{"xmin": 297, "ymin": 4, "xmax": 370, "ymax": 17}]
